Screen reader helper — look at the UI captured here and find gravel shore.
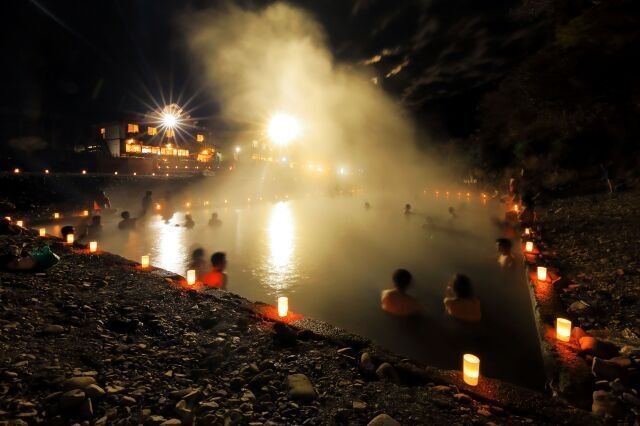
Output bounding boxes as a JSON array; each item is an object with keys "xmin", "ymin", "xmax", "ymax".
[{"xmin": 0, "ymin": 230, "xmax": 596, "ymax": 425}]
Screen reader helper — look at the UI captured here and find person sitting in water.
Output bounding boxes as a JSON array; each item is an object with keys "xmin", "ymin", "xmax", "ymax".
[
  {"xmin": 184, "ymin": 214, "xmax": 195, "ymax": 229},
  {"xmin": 202, "ymin": 252, "xmax": 228, "ymax": 289},
  {"xmin": 381, "ymin": 269, "xmax": 422, "ymax": 317},
  {"xmin": 188, "ymin": 248, "xmax": 209, "ymax": 281},
  {"xmin": 364, "ymin": 202, "xmax": 371, "ymax": 210},
  {"xmin": 87, "ymin": 216, "xmax": 103, "ymax": 238},
  {"xmin": 208, "ymin": 212, "xmax": 222, "ymax": 227},
  {"xmin": 496, "ymin": 238, "xmax": 515, "ymax": 269},
  {"xmin": 443, "ymin": 274, "xmax": 481, "ymax": 322},
  {"xmin": 118, "ymin": 211, "xmax": 137, "ymax": 230},
  {"xmin": 448, "ymin": 206, "xmax": 457, "ymax": 220},
  {"xmin": 404, "ymin": 203, "xmax": 412, "ymax": 214}
]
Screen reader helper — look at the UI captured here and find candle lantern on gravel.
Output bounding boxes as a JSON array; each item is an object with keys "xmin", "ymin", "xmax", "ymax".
[
  {"xmin": 187, "ymin": 269, "xmax": 196, "ymax": 286},
  {"xmin": 463, "ymin": 354, "xmax": 480, "ymax": 386},
  {"xmin": 39, "ymin": 228, "xmax": 46, "ymax": 237},
  {"xmin": 537, "ymin": 266, "xmax": 548, "ymax": 282},
  {"xmin": 83, "ymin": 210, "xmax": 89, "ymax": 217},
  {"xmin": 89, "ymin": 241, "xmax": 98, "ymax": 253},
  {"xmin": 278, "ymin": 297, "xmax": 289, "ymax": 318},
  {"xmin": 66, "ymin": 233, "xmax": 74, "ymax": 244},
  {"xmin": 556, "ymin": 318, "xmax": 571, "ymax": 342},
  {"xmin": 53, "ymin": 212, "xmax": 60, "ymax": 219},
  {"xmin": 141, "ymin": 255, "xmax": 150, "ymax": 268},
  {"xmin": 16, "ymin": 220, "xmax": 23, "ymax": 227},
  {"xmin": 524, "ymin": 228, "xmax": 531, "ymax": 236},
  {"xmin": 525, "ymin": 241, "xmax": 534, "ymax": 253}
]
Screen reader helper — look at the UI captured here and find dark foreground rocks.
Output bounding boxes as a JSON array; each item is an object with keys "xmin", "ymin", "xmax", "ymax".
[{"xmin": 1, "ymin": 232, "xmax": 597, "ymax": 424}]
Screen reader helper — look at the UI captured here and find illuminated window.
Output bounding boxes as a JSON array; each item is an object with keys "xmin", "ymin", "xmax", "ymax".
[
  {"xmin": 141, "ymin": 146, "xmax": 152, "ymax": 154},
  {"xmin": 166, "ymin": 129, "xmax": 175, "ymax": 138},
  {"xmin": 127, "ymin": 123, "xmax": 139, "ymax": 133},
  {"xmin": 178, "ymin": 149, "xmax": 189, "ymax": 157},
  {"xmin": 196, "ymin": 133, "xmax": 204, "ymax": 142},
  {"xmin": 148, "ymin": 127, "xmax": 157, "ymax": 136},
  {"xmin": 125, "ymin": 143, "xmax": 142, "ymax": 153},
  {"xmin": 151, "ymin": 147, "xmax": 160, "ymax": 155},
  {"xmin": 100, "ymin": 128, "xmax": 106, "ymax": 139}
]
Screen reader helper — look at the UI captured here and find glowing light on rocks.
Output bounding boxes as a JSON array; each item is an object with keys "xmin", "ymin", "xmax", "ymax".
[
  {"xmin": 278, "ymin": 296, "xmax": 289, "ymax": 317},
  {"xmin": 556, "ymin": 318, "xmax": 571, "ymax": 342},
  {"xmin": 463, "ymin": 354, "xmax": 480, "ymax": 386}
]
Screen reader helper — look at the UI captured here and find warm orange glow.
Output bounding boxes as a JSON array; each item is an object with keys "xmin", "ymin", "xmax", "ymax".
[
  {"xmin": 53, "ymin": 213, "xmax": 60, "ymax": 219},
  {"xmin": 187, "ymin": 270, "xmax": 196, "ymax": 286},
  {"xmin": 155, "ymin": 203, "xmax": 161, "ymax": 211},
  {"xmin": 39, "ymin": 228, "xmax": 46, "ymax": 237},
  {"xmin": 537, "ymin": 266, "xmax": 548, "ymax": 282},
  {"xmin": 463, "ymin": 353, "xmax": 480, "ymax": 386},
  {"xmin": 4, "ymin": 216, "xmax": 10, "ymax": 221},
  {"xmin": 141, "ymin": 255, "xmax": 150, "ymax": 268},
  {"xmin": 524, "ymin": 227, "xmax": 531, "ymax": 235},
  {"xmin": 556, "ymin": 318, "xmax": 571, "ymax": 342},
  {"xmin": 196, "ymin": 133, "xmax": 204, "ymax": 142},
  {"xmin": 525, "ymin": 241, "xmax": 534, "ymax": 253},
  {"xmin": 148, "ymin": 126, "xmax": 158, "ymax": 136},
  {"xmin": 83, "ymin": 210, "xmax": 89, "ymax": 217},
  {"xmin": 16, "ymin": 220, "xmax": 23, "ymax": 227},
  {"xmin": 89, "ymin": 241, "xmax": 98, "ymax": 253},
  {"xmin": 278, "ymin": 297, "xmax": 289, "ymax": 317},
  {"xmin": 82, "ymin": 170, "xmax": 87, "ymax": 174},
  {"xmin": 44, "ymin": 169, "xmax": 49, "ymax": 174},
  {"xmin": 13, "ymin": 168, "xmax": 20, "ymax": 174},
  {"xmin": 127, "ymin": 123, "xmax": 139, "ymax": 133},
  {"xmin": 66, "ymin": 234, "xmax": 75, "ymax": 244},
  {"xmin": 514, "ymin": 204, "xmax": 519, "ymax": 213}
]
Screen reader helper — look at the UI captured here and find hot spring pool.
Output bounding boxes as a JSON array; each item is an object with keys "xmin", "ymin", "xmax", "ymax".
[{"xmin": 48, "ymin": 195, "xmax": 545, "ymax": 389}]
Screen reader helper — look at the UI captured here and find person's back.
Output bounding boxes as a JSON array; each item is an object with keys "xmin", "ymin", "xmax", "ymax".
[
  {"xmin": 202, "ymin": 252, "xmax": 227, "ymax": 289},
  {"xmin": 443, "ymin": 274, "xmax": 481, "ymax": 322},
  {"xmin": 118, "ymin": 211, "xmax": 136, "ymax": 230},
  {"xmin": 381, "ymin": 269, "xmax": 422, "ymax": 316}
]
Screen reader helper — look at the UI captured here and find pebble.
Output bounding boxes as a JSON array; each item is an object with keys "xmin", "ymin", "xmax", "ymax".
[
  {"xmin": 42, "ymin": 324, "xmax": 65, "ymax": 335},
  {"xmin": 59, "ymin": 389, "xmax": 85, "ymax": 409},
  {"xmin": 367, "ymin": 413, "xmax": 401, "ymax": 426},
  {"xmin": 376, "ymin": 362, "xmax": 400, "ymax": 384},
  {"xmin": 592, "ymin": 390, "xmax": 620, "ymax": 417},
  {"xmin": 62, "ymin": 376, "xmax": 97, "ymax": 390}
]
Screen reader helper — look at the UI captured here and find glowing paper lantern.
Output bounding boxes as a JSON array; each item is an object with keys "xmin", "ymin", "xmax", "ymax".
[
  {"xmin": 141, "ymin": 255, "xmax": 150, "ymax": 268},
  {"xmin": 4, "ymin": 216, "xmax": 10, "ymax": 221},
  {"xmin": 83, "ymin": 210, "xmax": 89, "ymax": 217},
  {"xmin": 16, "ymin": 220, "xmax": 23, "ymax": 227},
  {"xmin": 89, "ymin": 241, "xmax": 97, "ymax": 253},
  {"xmin": 278, "ymin": 296, "xmax": 288, "ymax": 318},
  {"xmin": 537, "ymin": 266, "xmax": 548, "ymax": 282},
  {"xmin": 187, "ymin": 270, "xmax": 196, "ymax": 286},
  {"xmin": 66, "ymin": 233, "xmax": 74, "ymax": 244},
  {"xmin": 556, "ymin": 318, "xmax": 571, "ymax": 342},
  {"xmin": 82, "ymin": 170, "xmax": 87, "ymax": 174},
  {"xmin": 525, "ymin": 241, "xmax": 534, "ymax": 253},
  {"xmin": 53, "ymin": 212, "xmax": 60, "ymax": 219},
  {"xmin": 514, "ymin": 204, "xmax": 519, "ymax": 213},
  {"xmin": 463, "ymin": 353, "xmax": 480, "ymax": 386},
  {"xmin": 524, "ymin": 228, "xmax": 531, "ymax": 236},
  {"xmin": 39, "ymin": 228, "xmax": 46, "ymax": 237}
]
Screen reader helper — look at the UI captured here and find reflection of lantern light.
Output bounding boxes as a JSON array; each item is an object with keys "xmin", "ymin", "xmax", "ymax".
[
  {"xmin": 39, "ymin": 228, "xmax": 46, "ymax": 237},
  {"xmin": 16, "ymin": 220, "xmax": 23, "ymax": 227},
  {"xmin": 278, "ymin": 297, "xmax": 288, "ymax": 317},
  {"xmin": 187, "ymin": 270, "xmax": 196, "ymax": 286},
  {"xmin": 66, "ymin": 234, "xmax": 74, "ymax": 244},
  {"xmin": 89, "ymin": 241, "xmax": 97, "ymax": 253},
  {"xmin": 82, "ymin": 170, "xmax": 87, "ymax": 175},
  {"xmin": 514, "ymin": 204, "xmax": 519, "ymax": 213},
  {"xmin": 525, "ymin": 241, "xmax": 534, "ymax": 252},
  {"xmin": 141, "ymin": 255, "xmax": 150, "ymax": 268},
  {"xmin": 556, "ymin": 318, "xmax": 571, "ymax": 342},
  {"xmin": 83, "ymin": 210, "xmax": 89, "ymax": 217},
  {"xmin": 463, "ymin": 353, "xmax": 480, "ymax": 386},
  {"xmin": 53, "ymin": 213, "xmax": 60, "ymax": 219},
  {"xmin": 524, "ymin": 228, "xmax": 531, "ymax": 235},
  {"xmin": 537, "ymin": 266, "xmax": 547, "ymax": 282},
  {"xmin": 155, "ymin": 203, "xmax": 161, "ymax": 211}
]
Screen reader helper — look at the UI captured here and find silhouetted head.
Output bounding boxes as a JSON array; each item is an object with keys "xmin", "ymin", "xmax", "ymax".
[
  {"xmin": 61, "ymin": 225, "xmax": 74, "ymax": 238},
  {"xmin": 392, "ymin": 269, "xmax": 413, "ymax": 292},
  {"xmin": 185, "ymin": 214, "xmax": 193, "ymax": 221},
  {"xmin": 211, "ymin": 252, "xmax": 227, "ymax": 270},
  {"xmin": 448, "ymin": 206, "xmax": 455, "ymax": 214},
  {"xmin": 121, "ymin": 211, "xmax": 130, "ymax": 219},
  {"xmin": 192, "ymin": 248, "xmax": 205, "ymax": 260},
  {"xmin": 211, "ymin": 213, "xmax": 218, "ymax": 219},
  {"xmin": 91, "ymin": 216, "xmax": 101, "ymax": 225},
  {"xmin": 449, "ymin": 274, "xmax": 473, "ymax": 299},
  {"xmin": 496, "ymin": 238, "xmax": 513, "ymax": 254},
  {"xmin": 145, "ymin": 191, "xmax": 152, "ymax": 196}
]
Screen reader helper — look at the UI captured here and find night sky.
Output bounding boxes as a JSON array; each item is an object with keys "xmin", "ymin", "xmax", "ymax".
[{"xmin": 1, "ymin": 0, "xmax": 546, "ymax": 147}]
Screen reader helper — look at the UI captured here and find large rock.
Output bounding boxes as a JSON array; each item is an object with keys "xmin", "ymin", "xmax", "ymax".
[
  {"xmin": 592, "ymin": 357, "xmax": 625, "ymax": 381},
  {"xmin": 592, "ymin": 390, "xmax": 621, "ymax": 417},
  {"xmin": 59, "ymin": 389, "xmax": 85, "ymax": 409},
  {"xmin": 359, "ymin": 352, "xmax": 376, "ymax": 380},
  {"xmin": 367, "ymin": 414, "xmax": 401, "ymax": 426},
  {"xmin": 85, "ymin": 384, "xmax": 105, "ymax": 399},
  {"xmin": 375, "ymin": 363, "xmax": 400, "ymax": 384},
  {"xmin": 62, "ymin": 376, "xmax": 97, "ymax": 391},
  {"xmin": 579, "ymin": 337, "xmax": 619, "ymax": 359},
  {"xmin": 286, "ymin": 374, "xmax": 317, "ymax": 402}
]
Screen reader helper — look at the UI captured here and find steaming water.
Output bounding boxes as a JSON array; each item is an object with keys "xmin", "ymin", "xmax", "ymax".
[{"xmin": 47, "ymin": 195, "xmax": 544, "ymax": 390}]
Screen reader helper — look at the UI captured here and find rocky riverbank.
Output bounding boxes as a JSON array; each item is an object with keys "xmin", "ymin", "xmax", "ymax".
[
  {"xmin": 0, "ymin": 229, "xmax": 596, "ymax": 425},
  {"xmin": 527, "ymin": 186, "xmax": 640, "ymax": 422}
]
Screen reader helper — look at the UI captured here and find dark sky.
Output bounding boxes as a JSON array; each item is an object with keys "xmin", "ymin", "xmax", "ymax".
[{"xmin": 1, "ymin": 0, "xmax": 546, "ymax": 144}]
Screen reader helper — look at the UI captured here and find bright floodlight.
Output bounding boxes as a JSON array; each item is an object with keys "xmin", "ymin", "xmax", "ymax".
[
  {"xmin": 268, "ymin": 113, "xmax": 300, "ymax": 146},
  {"xmin": 162, "ymin": 112, "xmax": 178, "ymax": 129}
]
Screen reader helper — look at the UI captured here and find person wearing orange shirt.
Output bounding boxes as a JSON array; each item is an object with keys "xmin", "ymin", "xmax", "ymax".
[{"xmin": 202, "ymin": 252, "xmax": 228, "ymax": 290}]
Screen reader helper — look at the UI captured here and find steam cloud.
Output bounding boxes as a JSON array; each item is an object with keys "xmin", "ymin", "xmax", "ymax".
[{"xmin": 185, "ymin": 2, "xmax": 448, "ymax": 193}]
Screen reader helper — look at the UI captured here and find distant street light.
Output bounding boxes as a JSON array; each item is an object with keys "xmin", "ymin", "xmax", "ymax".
[{"xmin": 267, "ymin": 113, "xmax": 300, "ymax": 146}]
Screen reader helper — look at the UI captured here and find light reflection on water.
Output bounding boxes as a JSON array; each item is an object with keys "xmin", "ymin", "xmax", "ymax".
[{"xmin": 264, "ymin": 202, "xmax": 295, "ymax": 294}]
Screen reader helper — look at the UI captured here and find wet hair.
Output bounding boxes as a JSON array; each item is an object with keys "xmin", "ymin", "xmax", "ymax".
[
  {"xmin": 61, "ymin": 226, "xmax": 75, "ymax": 237},
  {"xmin": 392, "ymin": 269, "xmax": 412, "ymax": 291},
  {"xmin": 211, "ymin": 252, "xmax": 226, "ymax": 267},
  {"xmin": 496, "ymin": 238, "xmax": 513, "ymax": 251},
  {"xmin": 193, "ymin": 248, "xmax": 205, "ymax": 259},
  {"xmin": 450, "ymin": 274, "xmax": 474, "ymax": 299},
  {"xmin": 121, "ymin": 211, "xmax": 130, "ymax": 219}
]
